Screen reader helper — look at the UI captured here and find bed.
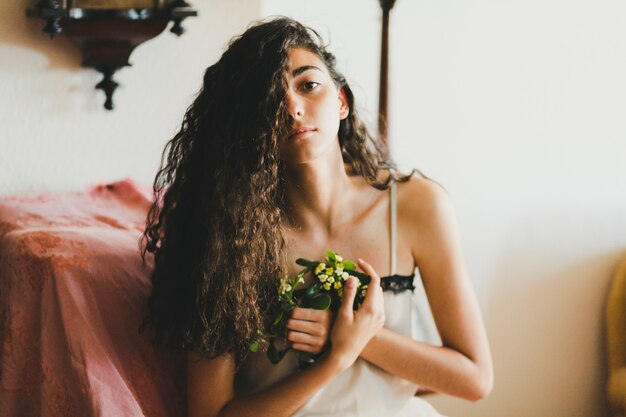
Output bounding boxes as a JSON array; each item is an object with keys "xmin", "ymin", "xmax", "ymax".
[{"xmin": 0, "ymin": 179, "xmax": 185, "ymax": 417}]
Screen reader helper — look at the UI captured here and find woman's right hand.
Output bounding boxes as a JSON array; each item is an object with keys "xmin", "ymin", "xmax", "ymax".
[{"xmin": 328, "ymin": 258, "xmax": 385, "ymax": 371}]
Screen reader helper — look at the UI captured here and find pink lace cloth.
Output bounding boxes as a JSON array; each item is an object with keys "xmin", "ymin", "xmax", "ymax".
[{"xmin": 0, "ymin": 179, "xmax": 185, "ymax": 417}]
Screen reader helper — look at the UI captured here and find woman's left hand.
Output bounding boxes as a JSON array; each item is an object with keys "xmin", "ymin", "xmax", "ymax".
[{"xmin": 286, "ymin": 307, "xmax": 333, "ymax": 354}]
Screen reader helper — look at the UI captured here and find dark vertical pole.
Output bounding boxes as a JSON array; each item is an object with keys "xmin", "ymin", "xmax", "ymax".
[{"xmin": 378, "ymin": 0, "xmax": 397, "ymax": 159}]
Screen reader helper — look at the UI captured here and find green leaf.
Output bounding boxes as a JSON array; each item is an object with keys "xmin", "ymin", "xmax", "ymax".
[
  {"xmin": 326, "ymin": 250, "xmax": 337, "ymax": 263},
  {"xmin": 267, "ymin": 342, "xmax": 279, "ymax": 363},
  {"xmin": 272, "ymin": 310, "xmax": 284, "ymax": 326},
  {"xmin": 250, "ymin": 341, "xmax": 260, "ymax": 352},
  {"xmin": 296, "ymin": 258, "xmax": 318, "ymax": 268},
  {"xmin": 304, "ymin": 294, "xmax": 331, "ymax": 310},
  {"xmin": 281, "ymin": 301, "xmax": 297, "ymax": 312},
  {"xmin": 342, "ymin": 260, "xmax": 356, "ymax": 270},
  {"xmin": 304, "ymin": 282, "xmax": 322, "ymax": 299},
  {"xmin": 267, "ymin": 342, "xmax": 291, "ymax": 364}
]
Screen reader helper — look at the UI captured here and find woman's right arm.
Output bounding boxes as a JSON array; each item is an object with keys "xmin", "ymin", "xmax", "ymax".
[
  {"xmin": 187, "ymin": 268, "xmax": 384, "ymax": 417},
  {"xmin": 187, "ymin": 350, "xmax": 345, "ymax": 417}
]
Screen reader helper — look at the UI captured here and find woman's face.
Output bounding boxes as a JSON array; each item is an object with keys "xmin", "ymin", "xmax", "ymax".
[{"xmin": 279, "ymin": 47, "xmax": 349, "ymax": 164}]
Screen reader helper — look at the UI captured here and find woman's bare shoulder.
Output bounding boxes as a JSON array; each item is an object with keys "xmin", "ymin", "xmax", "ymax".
[
  {"xmin": 396, "ymin": 171, "xmax": 450, "ymax": 219},
  {"xmin": 395, "ymin": 171, "xmax": 462, "ymax": 269}
]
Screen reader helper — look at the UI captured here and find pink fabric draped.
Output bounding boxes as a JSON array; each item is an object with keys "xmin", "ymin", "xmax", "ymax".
[{"xmin": 0, "ymin": 179, "xmax": 185, "ymax": 417}]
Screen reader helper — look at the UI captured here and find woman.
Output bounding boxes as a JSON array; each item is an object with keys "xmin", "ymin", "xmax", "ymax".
[{"xmin": 141, "ymin": 17, "xmax": 493, "ymax": 417}]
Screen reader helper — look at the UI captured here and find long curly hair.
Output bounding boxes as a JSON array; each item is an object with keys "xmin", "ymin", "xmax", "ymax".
[{"xmin": 140, "ymin": 17, "xmax": 414, "ymax": 362}]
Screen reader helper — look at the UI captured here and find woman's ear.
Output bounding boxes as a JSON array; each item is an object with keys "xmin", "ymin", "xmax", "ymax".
[{"xmin": 338, "ymin": 87, "xmax": 350, "ymax": 120}]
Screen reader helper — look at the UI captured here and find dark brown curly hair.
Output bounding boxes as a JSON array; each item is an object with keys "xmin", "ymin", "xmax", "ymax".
[{"xmin": 140, "ymin": 16, "xmax": 415, "ymax": 362}]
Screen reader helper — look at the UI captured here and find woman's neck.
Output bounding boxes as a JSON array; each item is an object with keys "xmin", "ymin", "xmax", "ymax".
[{"xmin": 282, "ymin": 148, "xmax": 355, "ymax": 236}]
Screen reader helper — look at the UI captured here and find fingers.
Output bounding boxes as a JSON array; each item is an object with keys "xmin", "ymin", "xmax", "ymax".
[
  {"xmin": 287, "ymin": 330, "xmax": 320, "ymax": 346},
  {"xmin": 287, "ymin": 330, "xmax": 326, "ymax": 353},
  {"xmin": 286, "ymin": 318, "xmax": 325, "ymax": 337},
  {"xmin": 339, "ymin": 276, "xmax": 358, "ymax": 315},
  {"xmin": 357, "ymin": 258, "xmax": 381, "ymax": 308},
  {"xmin": 288, "ymin": 308, "xmax": 331, "ymax": 354},
  {"xmin": 356, "ymin": 258, "xmax": 380, "ymax": 285},
  {"xmin": 291, "ymin": 307, "xmax": 330, "ymax": 322},
  {"xmin": 291, "ymin": 343, "xmax": 323, "ymax": 353}
]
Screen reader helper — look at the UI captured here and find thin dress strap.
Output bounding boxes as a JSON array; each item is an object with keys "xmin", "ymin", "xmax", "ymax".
[{"xmin": 389, "ymin": 182, "xmax": 398, "ymax": 276}]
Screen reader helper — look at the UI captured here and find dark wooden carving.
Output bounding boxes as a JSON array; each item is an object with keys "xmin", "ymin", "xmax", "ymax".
[{"xmin": 27, "ymin": 1, "xmax": 197, "ymax": 110}]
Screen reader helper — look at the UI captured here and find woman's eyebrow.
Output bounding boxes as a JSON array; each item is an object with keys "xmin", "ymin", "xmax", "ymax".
[{"xmin": 291, "ymin": 65, "xmax": 323, "ymax": 77}]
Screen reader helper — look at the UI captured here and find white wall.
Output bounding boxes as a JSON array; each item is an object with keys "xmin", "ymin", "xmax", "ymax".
[
  {"xmin": 0, "ymin": 0, "xmax": 261, "ymax": 196},
  {"xmin": 2, "ymin": 0, "xmax": 626, "ymax": 416},
  {"xmin": 390, "ymin": 1, "xmax": 625, "ymax": 416},
  {"xmin": 263, "ymin": 1, "xmax": 626, "ymax": 416}
]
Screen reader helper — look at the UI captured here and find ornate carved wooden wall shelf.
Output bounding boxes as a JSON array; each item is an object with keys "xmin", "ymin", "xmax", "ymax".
[{"xmin": 27, "ymin": 0, "xmax": 197, "ymax": 110}]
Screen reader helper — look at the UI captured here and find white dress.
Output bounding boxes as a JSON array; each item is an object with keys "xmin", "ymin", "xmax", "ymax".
[{"xmin": 235, "ymin": 182, "xmax": 445, "ymax": 417}]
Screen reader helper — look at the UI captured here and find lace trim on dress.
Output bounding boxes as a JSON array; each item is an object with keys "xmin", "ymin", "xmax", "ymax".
[{"xmin": 380, "ymin": 274, "xmax": 416, "ymax": 294}]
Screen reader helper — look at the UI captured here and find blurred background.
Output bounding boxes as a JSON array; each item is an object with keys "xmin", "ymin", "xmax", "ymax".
[{"xmin": 1, "ymin": 0, "xmax": 625, "ymax": 415}]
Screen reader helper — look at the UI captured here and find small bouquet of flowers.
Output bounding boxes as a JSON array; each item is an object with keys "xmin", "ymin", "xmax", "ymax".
[{"xmin": 250, "ymin": 250, "xmax": 371, "ymax": 365}]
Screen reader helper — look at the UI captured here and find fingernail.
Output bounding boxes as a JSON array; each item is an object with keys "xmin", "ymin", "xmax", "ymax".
[
  {"xmin": 358, "ymin": 258, "xmax": 364, "ymax": 263},
  {"xmin": 347, "ymin": 277, "xmax": 356, "ymax": 287}
]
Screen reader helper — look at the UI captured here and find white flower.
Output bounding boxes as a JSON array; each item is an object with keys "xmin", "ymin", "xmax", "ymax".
[
  {"xmin": 279, "ymin": 280, "xmax": 292, "ymax": 294},
  {"xmin": 279, "ymin": 276, "xmax": 288, "ymax": 293}
]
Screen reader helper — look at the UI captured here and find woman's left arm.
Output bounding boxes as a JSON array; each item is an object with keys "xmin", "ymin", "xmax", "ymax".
[{"xmin": 360, "ymin": 178, "xmax": 493, "ymax": 402}]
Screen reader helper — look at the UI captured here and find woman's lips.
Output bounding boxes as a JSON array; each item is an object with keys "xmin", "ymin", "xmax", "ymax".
[{"xmin": 289, "ymin": 128, "xmax": 316, "ymax": 140}]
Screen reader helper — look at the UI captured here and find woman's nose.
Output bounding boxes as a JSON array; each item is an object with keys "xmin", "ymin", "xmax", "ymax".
[{"xmin": 286, "ymin": 91, "xmax": 304, "ymax": 121}]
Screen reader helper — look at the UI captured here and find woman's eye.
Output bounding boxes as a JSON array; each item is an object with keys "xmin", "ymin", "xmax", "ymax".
[{"xmin": 301, "ymin": 81, "xmax": 320, "ymax": 91}]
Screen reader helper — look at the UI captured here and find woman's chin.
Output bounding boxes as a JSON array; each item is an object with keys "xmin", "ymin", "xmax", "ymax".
[
  {"xmin": 280, "ymin": 141, "xmax": 337, "ymax": 165},
  {"xmin": 282, "ymin": 150, "xmax": 324, "ymax": 165}
]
